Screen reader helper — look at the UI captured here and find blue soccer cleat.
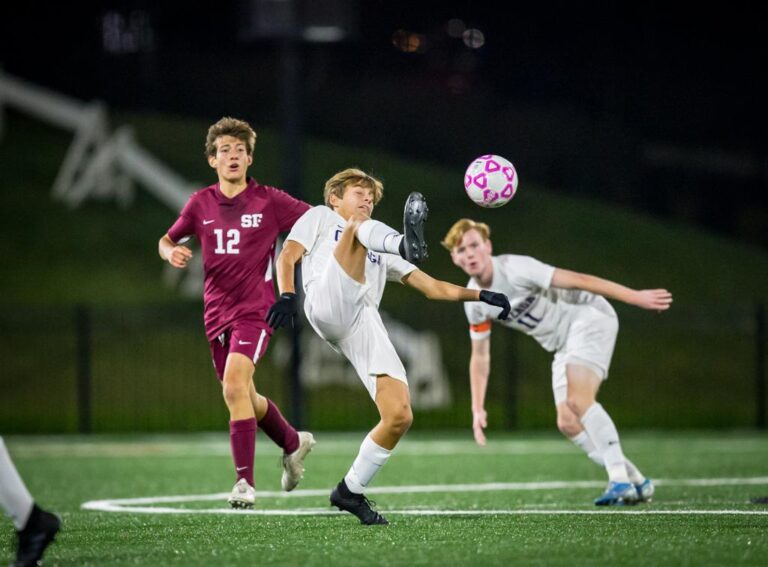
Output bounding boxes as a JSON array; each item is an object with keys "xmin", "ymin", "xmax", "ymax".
[
  {"xmin": 634, "ymin": 479, "xmax": 655, "ymax": 503},
  {"xmin": 594, "ymin": 481, "xmax": 639, "ymax": 506}
]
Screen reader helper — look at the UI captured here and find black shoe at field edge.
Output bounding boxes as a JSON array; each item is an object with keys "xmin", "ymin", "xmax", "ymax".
[
  {"xmin": 400, "ymin": 192, "xmax": 429, "ymax": 264},
  {"xmin": 330, "ymin": 481, "xmax": 389, "ymax": 525},
  {"xmin": 13, "ymin": 504, "xmax": 61, "ymax": 567}
]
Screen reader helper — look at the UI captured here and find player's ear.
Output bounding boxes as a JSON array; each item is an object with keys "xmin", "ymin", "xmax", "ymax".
[
  {"xmin": 486, "ymin": 239, "xmax": 493, "ymax": 254},
  {"xmin": 450, "ymin": 249, "xmax": 461, "ymax": 267},
  {"xmin": 207, "ymin": 154, "xmax": 218, "ymax": 169},
  {"xmin": 246, "ymin": 154, "xmax": 253, "ymax": 167}
]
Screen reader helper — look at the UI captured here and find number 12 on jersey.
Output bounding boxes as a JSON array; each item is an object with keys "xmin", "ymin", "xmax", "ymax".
[{"xmin": 214, "ymin": 228, "xmax": 240, "ymax": 254}]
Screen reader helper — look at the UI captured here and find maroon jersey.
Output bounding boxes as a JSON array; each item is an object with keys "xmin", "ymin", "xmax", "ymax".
[{"xmin": 167, "ymin": 178, "xmax": 310, "ymax": 340}]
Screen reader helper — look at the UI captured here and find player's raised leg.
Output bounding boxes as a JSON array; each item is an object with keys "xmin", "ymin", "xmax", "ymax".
[
  {"xmin": 222, "ymin": 353, "xmax": 258, "ymax": 508},
  {"xmin": 565, "ymin": 364, "xmax": 638, "ymax": 505},
  {"xmin": 330, "ymin": 376, "xmax": 413, "ymax": 525},
  {"xmin": 333, "ymin": 213, "xmax": 373, "ymax": 283},
  {"xmin": 353, "ymin": 192, "xmax": 429, "ymax": 264},
  {"xmin": 249, "ymin": 384, "xmax": 316, "ymax": 491}
]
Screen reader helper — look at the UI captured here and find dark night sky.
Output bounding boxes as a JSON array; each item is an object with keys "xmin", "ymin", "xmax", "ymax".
[{"xmin": 3, "ymin": 2, "xmax": 763, "ymax": 133}]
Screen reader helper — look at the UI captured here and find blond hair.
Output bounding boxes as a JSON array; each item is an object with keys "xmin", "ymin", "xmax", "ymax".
[
  {"xmin": 441, "ymin": 218, "xmax": 491, "ymax": 250},
  {"xmin": 323, "ymin": 168, "xmax": 384, "ymax": 207},
  {"xmin": 205, "ymin": 117, "xmax": 257, "ymax": 157}
]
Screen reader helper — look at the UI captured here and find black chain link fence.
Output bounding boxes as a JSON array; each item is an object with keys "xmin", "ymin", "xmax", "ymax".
[{"xmin": 1, "ymin": 301, "xmax": 765, "ymax": 433}]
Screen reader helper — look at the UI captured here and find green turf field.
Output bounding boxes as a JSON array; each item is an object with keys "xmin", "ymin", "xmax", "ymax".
[{"xmin": 3, "ymin": 431, "xmax": 767, "ymax": 566}]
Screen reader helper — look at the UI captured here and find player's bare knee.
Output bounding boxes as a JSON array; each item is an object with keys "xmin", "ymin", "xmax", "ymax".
[
  {"xmin": 557, "ymin": 416, "xmax": 582, "ymax": 437},
  {"xmin": 385, "ymin": 404, "xmax": 413, "ymax": 437},
  {"xmin": 222, "ymin": 380, "xmax": 249, "ymax": 407},
  {"xmin": 336, "ymin": 220, "xmax": 364, "ymax": 250},
  {"xmin": 347, "ymin": 211, "xmax": 370, "ymax": 225},
  {"xmin": 342, "ymin": 218, "xmax": 362, "ymax": 235}
]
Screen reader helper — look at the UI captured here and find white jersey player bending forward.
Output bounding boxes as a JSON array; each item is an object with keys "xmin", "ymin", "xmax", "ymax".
[
  {"xmin": 267, "ymin": 169, "xmax": 512, "ymax": 524},
  {"xmin": 442, "ymin": 219, "xmax": 673, "ymax": 506}
]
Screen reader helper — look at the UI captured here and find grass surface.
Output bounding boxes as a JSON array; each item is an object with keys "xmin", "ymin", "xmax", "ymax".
[{"xmin": 3, "ymin": 431, "xmax": 768, "ymax": 566}]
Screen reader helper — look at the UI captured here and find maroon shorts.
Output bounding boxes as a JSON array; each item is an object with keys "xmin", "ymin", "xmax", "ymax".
[{"xmin": 209, "ymin": 319, "xmax": 272, "ymax": 381}]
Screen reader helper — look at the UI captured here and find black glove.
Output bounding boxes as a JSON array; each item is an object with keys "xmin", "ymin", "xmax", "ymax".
[
  {"xmin": 266, "ymin": 292, "xmax": 298, "ymax": 330},
  {"xmin": 479, "ymin": 290, "xmax": 511, "ymax": 321}
]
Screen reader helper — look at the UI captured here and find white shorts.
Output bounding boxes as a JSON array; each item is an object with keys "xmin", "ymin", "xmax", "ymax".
[
  {"xmin": 551, "ymin": 297, "xmax": 618, "ymax": 405},
  {"xmin": 305, "ymin": 256, "xmax": 407, "ymax": 400}
]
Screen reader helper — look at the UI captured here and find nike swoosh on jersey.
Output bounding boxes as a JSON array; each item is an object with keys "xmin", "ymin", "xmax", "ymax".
[
  {"xmin": 238, "ymin": 340, "xmax": 252, "ymax": 345},
  {"xmin": 203, "ymin": 219, "xmax": 215, "ymax": 225}
]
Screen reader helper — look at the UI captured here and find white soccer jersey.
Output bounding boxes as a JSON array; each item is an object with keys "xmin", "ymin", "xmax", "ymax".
[
  {"xmin": 286, "ymin": 205, "xmax": 417, "ymax": 307},
  {"xmin": 465, "ymin": 255, "xmax": 601, "ymax": 351}
]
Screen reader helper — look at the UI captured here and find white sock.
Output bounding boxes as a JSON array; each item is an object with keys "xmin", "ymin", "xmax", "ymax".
[
  {"xmin": 570, "ymin": 431, "xmax": 605, "ymax": 468},
  {"xmin": 344, "ymin": 434, "xmax": 392, "ymax": 494},
  {"xmin": 356, "ymin": 220, "xmax": 403, "ymax": 255},
  {"xmin": 579, "ymin": 404, "xmax": 630, "ymax": 483},
  {"xmin": 624, "ymin": 460, "xmax": 646, "ymax": 485},
  {"xmin": 0, "ymin": 438, "xmax": 34, "ymax": 530},
  {"xmin": 569, "ymin": 431, "xmax": 646, "ymax": 485}
]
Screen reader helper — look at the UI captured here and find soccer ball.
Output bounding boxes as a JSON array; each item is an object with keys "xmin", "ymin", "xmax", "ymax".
[{"xmin": 464, "ymin": 154, "xmax": 518, "ymax": 208}]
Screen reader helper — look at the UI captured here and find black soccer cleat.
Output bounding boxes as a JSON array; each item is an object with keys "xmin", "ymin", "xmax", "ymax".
[
  {"xmin": 330, "ymin": 481, "xmax": 389, "ymax": 525},
  {"xmin": 13, "ymin": 504, "xmax": 61, "ymax": 567},
  {"xmin": 400, "ymin": 192, "xmax": 429, "ymax": 264}
]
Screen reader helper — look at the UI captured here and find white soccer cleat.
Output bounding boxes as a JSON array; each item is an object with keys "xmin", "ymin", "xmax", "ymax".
[
  {"xmin": 228, "ymin": 478, "xmax": 256, "ymax": 509},
  {"xmin": 281, "ymin": 431, "xmax": 316, "ymax": 492}
]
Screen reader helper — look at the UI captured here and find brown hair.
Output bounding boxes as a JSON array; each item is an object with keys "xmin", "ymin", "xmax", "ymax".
[
  {"xmin": 441, "ymin": 218, "xmax": 491, "ymax": 250},
  {"xmin": 323, "ymin": 168, "xmax": 384, "ymax": 207},
  {"xmin": 205, "ymin": 117, "xmax": 257, "ymax": 157}
]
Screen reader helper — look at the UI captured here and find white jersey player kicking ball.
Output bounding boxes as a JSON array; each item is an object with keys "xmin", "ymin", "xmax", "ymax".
[
  {"xmin": 268, "ymin": 169, "xmax": 512, "ymax": 524},
  {"xmin": 442, "ymin": 219, "xmax": 673, "ymax": 506}
]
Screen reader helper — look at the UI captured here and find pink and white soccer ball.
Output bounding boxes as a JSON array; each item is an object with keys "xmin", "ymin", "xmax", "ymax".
[{"xmin": 464, "ymin": 154, "xmax": 518, "ymax": 208}]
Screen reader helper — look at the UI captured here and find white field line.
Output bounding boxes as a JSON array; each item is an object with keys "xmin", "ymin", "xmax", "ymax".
[
  {"xmin": 81, "ymin": 477, "xmax": 768, "ymax": 516},
  {"xmin": 80, "ymin": 505, "xmax": 768, "ymax": 517}
]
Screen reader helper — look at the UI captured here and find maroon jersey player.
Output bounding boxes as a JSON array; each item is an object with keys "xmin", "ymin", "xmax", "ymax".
[{"xmin": 158, "ymin": 117, "xmax": 315, "ymax": 508}]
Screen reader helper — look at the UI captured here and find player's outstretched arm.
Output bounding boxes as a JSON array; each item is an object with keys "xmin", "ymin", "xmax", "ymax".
[
  {"xmin": 159, "ymin": 234, "xmax": 192, "ymax": 269},
  {"xmin": 551, "ymin": 268, "xmax": 673, "ymax": 311},
  {"xmin": 402, "ymin": 269, "xmax": 478, "ymax": 301},
  {"xmin": 402, "ymin": 270, "xmax": 511, "ymax": 319},
  {"xmin": 268, "ymin": 240, "xmax": 306, "ymax": 330},
  {"xmin": 470, "ymin": 336, "xmax": 492, "ymax": 446}
]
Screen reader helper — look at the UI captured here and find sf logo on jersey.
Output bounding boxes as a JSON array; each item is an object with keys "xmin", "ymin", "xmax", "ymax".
[{"xmin": 241, "ymin": 214, "xmax": 263, "ymax": 228}]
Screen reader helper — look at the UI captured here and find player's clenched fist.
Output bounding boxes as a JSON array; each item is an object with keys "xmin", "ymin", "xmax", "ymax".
[
  {"xmin": 167, "ymin": 246, "xmax": 193, "ymax": 268},
  {"xmin": 479, "ymin": 290, "xmax": 511, "ymax": 320},
  {"xmin": 267, "ymin": 292, "xmax": 298, "ymax": 329}
]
